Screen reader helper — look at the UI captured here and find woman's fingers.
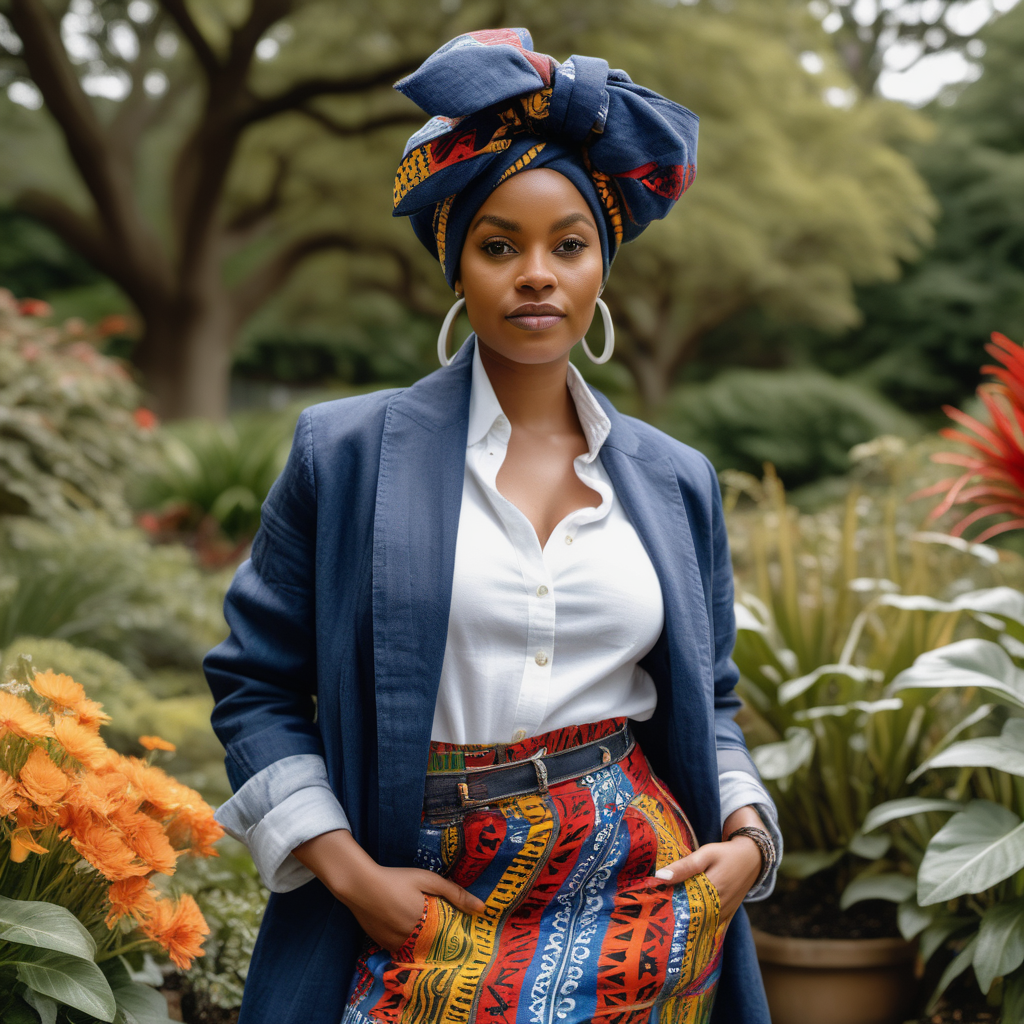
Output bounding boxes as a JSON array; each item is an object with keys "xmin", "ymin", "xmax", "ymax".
[
  {"xmin": 654, "ymin": 849, "xmax": 709, "ymax": 884},
  {"xmin": 419, "ymin": 871, "xmax": 487, "ymax": 915}
]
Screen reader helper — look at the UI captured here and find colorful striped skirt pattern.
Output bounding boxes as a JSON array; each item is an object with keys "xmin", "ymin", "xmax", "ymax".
[{"xmin": 342, "ymin": 719, "xmax": 724, "ymax": 1024}]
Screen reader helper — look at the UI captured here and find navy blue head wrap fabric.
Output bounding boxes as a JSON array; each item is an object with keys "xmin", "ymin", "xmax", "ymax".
[{"xmin": 392, "ymin": 28, "xmax": 699, "ymax": 288}]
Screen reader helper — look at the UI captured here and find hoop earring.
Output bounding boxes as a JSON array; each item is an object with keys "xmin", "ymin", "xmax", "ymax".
[
  {"xmin": 437, "ymin": 297, "xmax": 466, "ymax": 367},
  {"xmin": 582, "ymin": 297, "xmax": 614, "ymax": 364}
]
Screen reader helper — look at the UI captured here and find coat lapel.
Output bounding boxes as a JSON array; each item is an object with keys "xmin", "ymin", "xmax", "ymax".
[
  {"xmin": 596, "ymin": 396, "xmax": 721, "ymax": 843},
  {"xmin": 371, "ymin": 338, "xmax": 475, "ymax": 863}
]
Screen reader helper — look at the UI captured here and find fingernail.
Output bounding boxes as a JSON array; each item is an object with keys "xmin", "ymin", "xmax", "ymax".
[{"xmin": 655, "ymin": 868, "xmax": 673, "ymax": 881}]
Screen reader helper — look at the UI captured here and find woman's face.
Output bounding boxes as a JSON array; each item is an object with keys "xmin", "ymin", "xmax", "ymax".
[{"xmin": 455, "ymin": 168, "xmax": 604, "ymax": 366}]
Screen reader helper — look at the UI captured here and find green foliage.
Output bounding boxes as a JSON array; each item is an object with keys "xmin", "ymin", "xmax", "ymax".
[
  {"xmin": 656, "ymin": 368, "xmax": 919, "ymax": 487},
  {"xmin": 0, "ymin": 290, "xmax": 153, "ymax": 525},
  {"xmin": 0, "ymin": 209, "xmax": 102, "ymax": 301},
  {"xmin": 726, "ymin": 464, "xmax": 1013, "ymax": 881},
  {"xmin": 0, "ymin": 517, "xmax": 228, "ymax": 676},
  {"xmin": 805, "ymin": 2, "xmax": 1024, "ymax": 415},
  {"xmin": 131, "ymin": 411, "xmax": 295, "ymax": 543}
]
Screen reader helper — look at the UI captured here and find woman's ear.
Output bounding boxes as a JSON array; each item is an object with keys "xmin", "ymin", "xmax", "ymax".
[{"xmin": 454, "ymin": 279, "xmax": 463, "ymax": 299}]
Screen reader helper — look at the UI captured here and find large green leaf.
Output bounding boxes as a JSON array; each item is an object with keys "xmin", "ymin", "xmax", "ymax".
[
  {"xmin": 778, "ymin": 664, "xmax": 879, "ymax": 705},
  {"xmin": 861, "ymin": 797, "xmax": 966, "ymax": 834},
  {"xmin": 23, "ymin": 990, "xmax": 57, "ymax": 1024},
  {"xmin": 751, "ymin": 727, "xmax": 814, "ymax": 780},
  {"xmin": 779, "ymin": 849, "xmax": 844, "ymax": 879},
  {"xmin": 897, "ymin": 899, "xmax": 935, "ymax": 941},
  {"xmin": 908, "ymin": 704, "xmax": 997, "ymax": 782},
  {"xmin": 112, "ymin": 980, "xmax": 174, "ymax": 1024},
  {"xmin": 916, "ymin": 718, "xmax": 1024, "ymax": 779},
  {"xmin": 919, "ymin": 800, "xmax": 1024, "ymax": 905},
  {"xmin": 840, "ymin": 872, "xmax": 916, "ymax": 909},
  {"xmin": 974, "ymin": 897, "xmax": 1024, "ymax": 994},
  {"xmin": 927, "ymin": 935, "xmax": 978, "ymax": 1014},
  {"xmin": 881, "ymin": 587, "xmax": 1024, "ymax": 628},
  {"xmin": 14, "ymin": 950, "xmax": 115, "ymax": 1022},
  {"xmin": 0, "ymin": 896, "xmax": 96, "ymax": 961},
  {"xmin": 888, "ymin": 639, "xmax": 1024, "ymax": 710}
]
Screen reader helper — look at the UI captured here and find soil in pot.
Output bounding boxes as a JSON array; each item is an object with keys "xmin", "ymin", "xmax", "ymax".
[{"xmin": 748, "ymin": 871, "xmax": 917, "ymax": 1024}]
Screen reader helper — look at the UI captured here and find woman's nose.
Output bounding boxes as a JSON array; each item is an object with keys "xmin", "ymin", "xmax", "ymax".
[{"xmin": 515, "ymin": 248, "xmax": 558, "ymax": 292}]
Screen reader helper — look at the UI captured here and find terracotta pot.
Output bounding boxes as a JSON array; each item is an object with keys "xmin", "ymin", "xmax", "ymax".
[{"xmin": 752, "ymin": 927, "xmax": 917, "ymax": 1024}]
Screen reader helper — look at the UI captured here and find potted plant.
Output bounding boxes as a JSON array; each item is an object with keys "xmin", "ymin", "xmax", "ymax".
[
  {"xmin": 846, "ymin": 613, "xmax": 1024, "ymax": 1021},
  {"xmin": 724, "ymin": 467, "xmax": 1014, "ymax": 1024}
]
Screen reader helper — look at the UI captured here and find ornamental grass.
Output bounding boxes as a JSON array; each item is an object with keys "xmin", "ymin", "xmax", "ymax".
[{"xmin": 0, "ymin": 665, "xmax": 223, "ymax": 976}]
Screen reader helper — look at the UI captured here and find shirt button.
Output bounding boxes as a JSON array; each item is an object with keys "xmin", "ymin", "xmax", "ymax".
[
  {"xmin": 535, "ymin": 651, "xmax": 549, "ymax": 666},
  {"xmin": 512, "ymin": 729, "xmax": 526, "ymax": 742},
  {"xmin": 564, "ymin": 535, "xmax": 573, "ymax": 545},
  {"xmin": 536, "ymin": 585, "xmax": 549, "ymax": 597}
]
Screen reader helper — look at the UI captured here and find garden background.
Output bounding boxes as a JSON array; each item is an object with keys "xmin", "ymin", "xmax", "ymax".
[{"xmin": 2, "ymin": 0, "xmax": 1024, "ymax": 1021}]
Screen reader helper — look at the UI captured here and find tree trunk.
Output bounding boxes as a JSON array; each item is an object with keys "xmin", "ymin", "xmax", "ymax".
[{"xmin": 135, "ymin": 296, "xmax": 236, "ymax": 420}]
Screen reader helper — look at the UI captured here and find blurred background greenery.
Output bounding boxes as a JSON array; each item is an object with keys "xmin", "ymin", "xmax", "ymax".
[{"xmin": 2, "ymin": 0, "xmax": 1024, "ymax": 1019}]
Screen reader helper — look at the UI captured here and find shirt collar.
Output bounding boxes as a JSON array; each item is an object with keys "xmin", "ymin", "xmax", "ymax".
[{"xmin": 467, "ymin": 339, "xmax": 612, "ymax": 460}]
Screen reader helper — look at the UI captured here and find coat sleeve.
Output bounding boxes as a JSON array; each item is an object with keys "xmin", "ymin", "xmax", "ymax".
[
  {"xmin": 204, "ymin": 409, "xmax": 349, "ymax": 893},
  {"xmin": 706, "ymin": 457, "xmax": 782, "ymax": 900}
]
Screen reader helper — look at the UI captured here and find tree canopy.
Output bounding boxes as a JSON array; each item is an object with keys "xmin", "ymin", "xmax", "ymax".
[{"xmin": 0, "ymin": 0, "xmax": 936, "ymax": 416}]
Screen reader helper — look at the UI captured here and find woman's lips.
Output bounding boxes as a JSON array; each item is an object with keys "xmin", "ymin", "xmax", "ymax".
[{"xmin": 506, "ymin": 314, "xmax": 565, "ymax": 331}]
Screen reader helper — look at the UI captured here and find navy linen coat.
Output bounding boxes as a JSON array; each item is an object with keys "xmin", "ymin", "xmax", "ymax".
[{"xmin": 204, "ymin": 338, "xmax": 771, "ymax": 1023}]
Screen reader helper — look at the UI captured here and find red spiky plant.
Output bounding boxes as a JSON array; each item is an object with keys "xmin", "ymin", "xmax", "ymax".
[{"xmin": 917, "ymin": 332, "xmax": 1024, "ymax": 542}]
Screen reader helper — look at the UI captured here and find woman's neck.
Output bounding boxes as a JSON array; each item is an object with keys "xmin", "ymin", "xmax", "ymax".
[{"xmin": 477, "ymin": 338, "xmax": 581, "ymax": 436}]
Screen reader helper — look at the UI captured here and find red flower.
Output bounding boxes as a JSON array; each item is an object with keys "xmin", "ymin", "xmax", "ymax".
[
  {"xmin": 98, "ymin": 314, "xmax": 131, "ymax": 337},
  {"xmin": 917, "ymin": 332, "xmax": 1024, "ymax": 542},
  {"xmin": 18, "ymin": 298, "xmax": 52, "ymax": 318},
  {"xmin": 133, "ymin": 408, "xmax": 158, "ymax": 431}
]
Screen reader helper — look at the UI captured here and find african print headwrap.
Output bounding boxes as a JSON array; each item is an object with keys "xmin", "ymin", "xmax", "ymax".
[{"xmin": 392, "ymin": 28, "xmax": 699, "ymax": 288}]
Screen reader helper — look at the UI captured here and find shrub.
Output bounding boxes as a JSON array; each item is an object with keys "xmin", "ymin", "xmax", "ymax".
[
  {"xmin": 0, "ymin": 289, "xmax": 155, "ymax": 525},
  {"xmin": 657, "ymin": 368, "xmax": 919, "ymax": 487}
]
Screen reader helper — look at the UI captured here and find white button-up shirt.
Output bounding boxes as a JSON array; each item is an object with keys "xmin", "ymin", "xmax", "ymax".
[
  {"xmin": 215, "ymin": 343, "xmax": 780, "ymax": 896},
  {"xmin": 432, "ymin": 342, "xmax": 663, "ymax": 744}
]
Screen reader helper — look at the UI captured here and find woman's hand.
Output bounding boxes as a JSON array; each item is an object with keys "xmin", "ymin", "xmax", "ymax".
[
  {"xmin": 652, "ymin": 806, "xmax": 766, "ymax": 922},
  {"xmin": 293, "ymin": 830, "xmax": 486, "ymax": 952}
]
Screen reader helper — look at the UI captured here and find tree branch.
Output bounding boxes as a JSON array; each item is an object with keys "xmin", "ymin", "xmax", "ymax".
[
  {"xmin": 230, "ymin": 232, "xmax": 426, "ymax": 323},
  {"xmin": 239, "ymin": 55, "xmax": 424, "ymax": 126},
  {"xmin": 295, "ymin": 103, "xmax": 425, "ymax": 137},
  {"xmin": 225, "ymin": 151, "xmax": 291, "ymax": 235},
  {"xmin": 159, "ymin": 0, "xmax": 220, "ymax": 77}
]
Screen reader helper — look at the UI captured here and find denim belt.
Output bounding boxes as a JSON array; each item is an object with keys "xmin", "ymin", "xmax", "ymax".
[{"xmin": 423, "ymin": 723, "xmax": 634, "ymax": 815}]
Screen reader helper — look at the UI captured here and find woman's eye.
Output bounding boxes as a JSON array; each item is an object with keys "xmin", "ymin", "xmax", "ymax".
[
  {"xmin": 556, "ymin": 238, "xmax": 588, "ymax": 254},
  {"xmin": 483, "ymin": 240, "xmax": 516, "ymax": 256}
]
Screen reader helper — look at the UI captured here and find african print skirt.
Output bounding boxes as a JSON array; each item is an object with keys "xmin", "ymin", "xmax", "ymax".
[{"xmin": 343, "ymin": 719, "xmax": 724, "ymax": 1024}]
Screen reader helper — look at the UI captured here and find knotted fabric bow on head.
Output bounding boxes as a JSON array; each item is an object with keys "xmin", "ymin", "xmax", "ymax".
[{"xmin": 392, "ymin": 28, "xmax": 699, "ymax": 287}]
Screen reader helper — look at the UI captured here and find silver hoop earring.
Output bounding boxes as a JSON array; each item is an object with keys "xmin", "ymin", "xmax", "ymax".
[
  {"xmin": 437, "ymin": 297, "xmax": 466, "ymax": 367},
  {"xmin": 582, "ymin": 297, "xmax": 614, "ymax": 364}
]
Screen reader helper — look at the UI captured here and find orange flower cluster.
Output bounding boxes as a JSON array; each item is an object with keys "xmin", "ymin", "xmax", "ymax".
[{"xmin": 0, "ymin": 669, "xmax": 225, "ymax": 970}]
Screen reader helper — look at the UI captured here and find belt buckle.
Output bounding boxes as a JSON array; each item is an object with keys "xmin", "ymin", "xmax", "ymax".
[{"xmin": 530, "ymin": 747, "xmax": 549, "ymax": 794}]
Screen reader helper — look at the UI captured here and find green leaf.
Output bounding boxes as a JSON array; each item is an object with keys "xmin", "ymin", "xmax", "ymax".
[
  {"xmin": 888, "ymin": 639, "xmax": 1024, "ymax": 710},
  {"xmin": 752, "ymin": 727, "xmax": 814, "ymax": 780},
  {"xmin": 848, "ymin": 831, "xmax": 891, "ymax": 859},
  {"xmin": 919, "ymin": 916, "xmax": 974, "ymax": 966},
  {"xmin": 14, "ymin": 950, "xmax": 116, "ymax": 1022},
  {"xmin": 1004, "ymin": 967, "xmax": 1024, "ymax": 1024},
  {"xmin": 112, "ymin": 980, "xmax": 174, "ymax": 1024},
  {"xmin": 779, "ymin": 849, "xmax": 844, "ymax": 879},
  {"xmin": 916, "ymin": 719, "xmax": 1024, "ymax": 779},
  {"xmin": 840, "ymin": 872, "xmax": 916, "ymax": 909},
  {"xmin": 897, "ymin": 898, "xmax": 935, "ymax": 941},
  {"xmin": 908, "ymin": 704, "xmax": 997, "ymax": 782},
  {"xmin": 778, "ymin": 664, "xmax": 879, "ymax": 705},
  {"xmin": 927, "ymin": 936, "xmax": 979, "ymax": 1014},
  {"xmin": 881, "ymin": 587, "xmax": 1024, "ymax": 627},
  {"xmin": 974, "ymin": 897, "xmax": 1024, "ymax": 995},
  {"xmin": 0, "ymin": 896, "xmax": 96, "ymax": 961},
  {"xmin": 861, "ymin": 797, "xmax": 966, "ymax": 834},
  {"xmin": 919, "ymin": 800, "xmax": 1024, "ymax": 905},
  {"xmin": 23, "ymin": 990, "xmax": 57, "ymax": 1024},
  {"xmin": 3, "ymin": 996, "xmax": 41, "ymax": 1024}
]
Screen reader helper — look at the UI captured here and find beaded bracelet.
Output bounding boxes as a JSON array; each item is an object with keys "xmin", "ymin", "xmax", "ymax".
[{"xmin": 727, "ymin": 825, "xmax": 776, "ymax": 892}]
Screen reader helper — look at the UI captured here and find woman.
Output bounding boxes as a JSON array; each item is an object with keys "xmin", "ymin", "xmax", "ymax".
[{"xmin": 206, "ymin": 28, "xmax": 780, "ymax": 1024}]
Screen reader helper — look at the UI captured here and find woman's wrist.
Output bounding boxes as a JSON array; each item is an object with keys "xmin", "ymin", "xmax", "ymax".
[{"xmin": 293, "ymin": 828, "xmax": 378, "ymax": 909}]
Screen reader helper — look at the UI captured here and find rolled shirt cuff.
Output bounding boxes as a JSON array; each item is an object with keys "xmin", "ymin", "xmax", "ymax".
[
  {"xmin": 214, "ymin": 753, "xmax": 350, "ymax": 893},
  {"xmin": 718, "ymin": 769, "xmax": 783, "ymax": 902}
]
